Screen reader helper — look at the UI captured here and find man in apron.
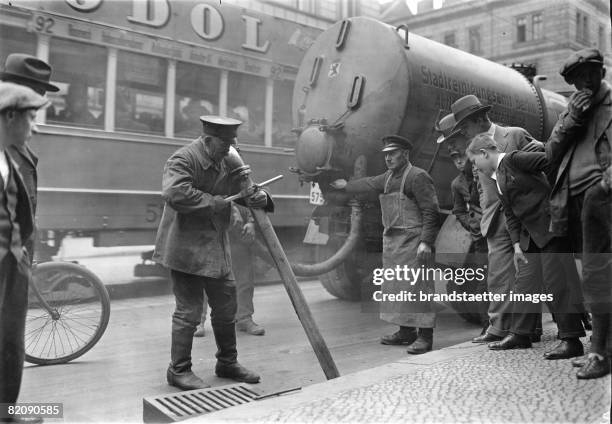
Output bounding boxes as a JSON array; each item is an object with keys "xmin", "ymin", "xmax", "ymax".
[{"xmin": 331, "ymin": 135, "xmax": 441, "ymax": 354}]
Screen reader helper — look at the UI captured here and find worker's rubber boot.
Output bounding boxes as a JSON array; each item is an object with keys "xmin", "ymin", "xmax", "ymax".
[
  {"xmin": 213, "ymin": 322, "xmax": 260, "ymax": 384},
  {"xmin": 406, "ymin": 328, "xmax": 433, "ymax": 355},
  {"xmin": 167, "ymin": 327, "xmax": 209, "ymax": 390}
]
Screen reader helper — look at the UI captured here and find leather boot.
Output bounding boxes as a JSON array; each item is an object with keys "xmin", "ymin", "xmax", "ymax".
[
  {"xmin": 167, "ymin": 327, "xmax": 209, "ymax": 390},
  {"xmin": 211, "ymin": 319, "xmax": 259, "ymax": 383},
  {"xmin": 543, "ymin": 338, "xmax": 584, "ymax": 360},
  {"xmin": 381, "ymin": 326, "xmax": 417, "ymax": 345},
  {"xmin": 406, "ymin": 328, "xmax": 433, "ymax": 355},
  {"xmin": 576, "ymin": 356, "xmax": 611, "ymax": 379}
]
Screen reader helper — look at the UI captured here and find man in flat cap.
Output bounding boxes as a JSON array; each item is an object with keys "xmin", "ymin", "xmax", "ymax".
[
  {"xmin": 1, "ymin": 53, "xmax": 58, "ymax": 262},
  {"xmin": 0, "ymin": 82, "xmax": 49, "ymax": 411},
  {"xmin": 547, "ymin": 48, "xmax": 611, "ymax": 379},
  {"xmin": 331, "ymin": 135, "xmax": 441, "ymax": 354},
  {"xmin": 153, "ymin": 115, "xmax": 272, "ymax": 390},
  {"xmin": 437, "ymin": 113, "xmax": 488, "ymax": 331},
  {"xmin": 450, "ymin": 94, "xmax": 545, "ymax": 348}
]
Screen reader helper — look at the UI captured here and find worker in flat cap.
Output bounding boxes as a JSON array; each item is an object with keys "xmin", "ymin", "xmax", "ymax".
[
  {"xmin": 437, "ymin": 113, "xmax": 489, "ymax": 331},
  {"xmin": 450, "ymin": 94, "xmax": 548, "ymax": 348},
  {"xmin": 547, "ymin": 48, "xmax": 611, "ymax": 379},
  {"xmin": 0, "ymin": 82, "xmax": 49, "ymax": 412},
  {"xmin": 1, "ymin": 53, "xmax": 58, "ymax": 263},
  {"xmin": 331, "ymin": 135, "xmax": 441, "ymax": 354},
  {"xmin": 153, "ymin": 115, "xmax": 273, "ymax": 390}
]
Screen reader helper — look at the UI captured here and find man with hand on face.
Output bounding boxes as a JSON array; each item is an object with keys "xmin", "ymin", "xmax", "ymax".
[
  {"xmin": 153, "ymin": 115, "xmax": 273, "ymax": 390},
  {"xmin": 331, "ymin": 135, "xmax": 440, "ymax": 355},
  {"xmin": 0, "ymin": 82, "xmax": 49, "ymax": 414},
  {"xmin": 450, "ymin": 95, "xmax": 543, "ymax": 346}
]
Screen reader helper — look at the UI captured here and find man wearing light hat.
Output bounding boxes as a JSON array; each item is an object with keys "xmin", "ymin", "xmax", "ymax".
[
  {"xmin": 547, "ymin": 48, "xmax": 611, "ymax": 379},
  {"xmin": 1, "ymin": 53, "xmax": 59, "ymax": 260},
  {"xmin": 450, "ymin": 94, "xmax": 545, "ymax": 348},
  {"xmin": 331, "ymin": 135, "xmax": 441, "ymax": 354},
  {"xmin": 153, "ymin": 115, "xmax": 272, "ymax": 390},
  {"xmin": 0, "ymin": 81, "xmax": 49, "ymax": 409}
]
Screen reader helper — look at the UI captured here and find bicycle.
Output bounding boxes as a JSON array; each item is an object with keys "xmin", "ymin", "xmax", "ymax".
[{"xmin": 25, "ymin": 261, "xmax": 111, "ymax": 365}]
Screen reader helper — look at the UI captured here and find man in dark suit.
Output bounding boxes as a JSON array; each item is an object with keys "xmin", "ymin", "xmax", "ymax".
[
  {"xmin": 0, "ymin": 82, "xmax": 49, "ymax": 412},
  {"xmin": 467, "ymin": 133, "xmax": 586, "ymax": 354},
  {"xmin": 1, "ymin": 53, "xmax": 58, "ymax": 261},
  {"xmin": 450, "ymin": 95, "xmax": 542, "ymax": 344}
]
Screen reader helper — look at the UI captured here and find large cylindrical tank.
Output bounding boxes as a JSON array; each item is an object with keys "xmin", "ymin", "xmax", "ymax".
[{"xmin": 292, "ymin": 17, "xmax": 564, "ymax": 207}]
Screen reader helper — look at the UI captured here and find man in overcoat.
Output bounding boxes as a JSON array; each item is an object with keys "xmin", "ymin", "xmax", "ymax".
[
  {"xmin": 450, "ymin": 95, "xmax": 542, "ymax": 346},
  {"xmin": 153, "ymin": 116, "xmax": 272, "ymax": 390},
  {"xmin": 331, "ymin": 135, "xmax": 441, "ymax": 355},
  {"xmin": 0, "ymin": 82, "xmax": 48, "ymax": 410},
  {"xmin": 546, "ymin": 48, "xmax": 612, "ymax": 379}
]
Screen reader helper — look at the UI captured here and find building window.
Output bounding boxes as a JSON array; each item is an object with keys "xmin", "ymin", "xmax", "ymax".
[
  {"xmin": 444, "ymin": 32, "xmax": 456, "ymax": 48},
  {"xmin": 599, "ymin": 26, "xmax": 607, "ymax": 51},
  {"xmin": 175, "ymin": 62, "xmax": 220, "ymax": 139},
  {"xmin": 468, "ymin": 26, "xmax": 481, "ymax": 53},
  {"xmin": 582, "ymin": 15, "xmax": 589, "ymax": 42},
  {"xmin": 517, "ymin": 16, "xmax": 527, "ymax": 43},
  {"xmin": 46, "ymin": 38, "xmax": 106, "ymax": 130},
  {"xmin": 532, "ymin": 13, "xmax": 543, "ymax": 40},
  {"xmin": 115, "ymin": 51, "xmax": 166, "ymax": 134},
  {"xmin": 576, "ymin": 11, "xmax": 590, "ymax": 44}
]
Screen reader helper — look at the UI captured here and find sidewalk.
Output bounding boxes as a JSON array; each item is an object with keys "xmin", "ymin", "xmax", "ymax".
[{"xmin": 195, "ymin": 326, "xmax": 611, "ymax": 423}]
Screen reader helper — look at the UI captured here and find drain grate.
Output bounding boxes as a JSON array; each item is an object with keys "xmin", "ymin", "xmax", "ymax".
[{"xmin": 143, "ymin": 383, "xmax": 264, "ymax": 423}]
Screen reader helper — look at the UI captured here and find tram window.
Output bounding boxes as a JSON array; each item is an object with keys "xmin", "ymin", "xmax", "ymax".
[
  {"xmin": 116, "ymin": 51, "xmax": 166, "ymax": 134},
  {"xmin": 228, "ymin": 72, "xmax": 265, "ymax": 145},
  {"xmin": 175, "ymin": 62, "xmax": 220, "ymax": 139},
  {"xmin": 0, "ymin": 25, "xmax": 36, "ymax": 64},
  {"xmin": 46, "ymin": 38, "xmax": 105, "ymax": 129},
  {"xmin": 273, "ymin": 80, "xmax": 296, "ymax": 147}
]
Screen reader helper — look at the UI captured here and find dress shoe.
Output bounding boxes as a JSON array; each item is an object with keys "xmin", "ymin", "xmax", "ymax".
[
  {"xmin": 571, "ymin": 355, "xmax": 589, "ymax": 367},
  {"xmin": 472, "ymin": 332, "xmax": 504, "ymax": 344},
  {"xmin": 193, "ymin": 325, "xmax": 205, "ymax": 337},
  {"xmin": 216, "ymin": 362, "xmax": 260, "ymax": 383},
  {"xmin": 543, "ymin": 339, "xmax": 584, "ymax": 360},
  {"xmin": 576, "ymin": 356, "xmax": 611, "ymax": 379},
  {"xmin": 406, "ymin": 332, "xmax": 433, "ymax": 355},
  {"xmin": 236, "ymin": 319, "xmax": 265, "ymax": 336},
  {"xmin": 167, "ymin": 368, "xmax": 210, "ymax": 390},
  {"xmin": 488, "ymin": 333, "xmax": 531, "ymax": 350},
  {"xmin": 381, "ymin": 327, "xmax": 417, "ymax": 345}
]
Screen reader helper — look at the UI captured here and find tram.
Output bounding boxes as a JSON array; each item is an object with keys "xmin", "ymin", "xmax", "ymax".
[{"xmin": 0, "ymin": 0, "xmax": 322, "ymax": 263}]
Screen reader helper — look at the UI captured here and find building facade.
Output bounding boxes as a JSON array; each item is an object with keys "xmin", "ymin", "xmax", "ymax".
[{"xmin": 384, "ymin": 0, "xmax": 611, "ymax": 94}]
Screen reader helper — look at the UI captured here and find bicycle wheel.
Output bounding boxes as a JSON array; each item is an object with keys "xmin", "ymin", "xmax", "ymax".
[{"xmin": 25, "ymin": 261, "xmax": 111, "ymax": 365}]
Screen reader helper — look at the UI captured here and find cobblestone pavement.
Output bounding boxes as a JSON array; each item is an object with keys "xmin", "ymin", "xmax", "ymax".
[{"xmin": 243, "ymin": 329, "xmax": 610, "ymax": 423}]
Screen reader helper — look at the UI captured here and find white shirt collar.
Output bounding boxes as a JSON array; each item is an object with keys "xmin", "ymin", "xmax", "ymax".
[
  {"xmin": 491, "ymin": 152, "xmax": 506, "ymax": 193},
  {"xmin": 486, "ymin": 123, "xmax": 496, "ymax": 136}
]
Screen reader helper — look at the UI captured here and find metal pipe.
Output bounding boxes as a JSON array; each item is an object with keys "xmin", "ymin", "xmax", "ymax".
[{"xmin": 291, "ymin": 202, "xmax": 362, "ymax": 276}]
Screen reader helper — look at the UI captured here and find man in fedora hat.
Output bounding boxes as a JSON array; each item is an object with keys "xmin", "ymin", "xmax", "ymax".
[
  {"xmin": 331, "ymin": 135, "xmax": 441, "ymax": 354},
  {"xmin": 450, "ymin": 94, "xmax": 544, "ymax": 348},
  {"xmin": 1, "ymin": 53, "xmax": 58, "ymax": 262},
  {"xmin": 547, "ymin": 48, "xmax": 611, "ymax": 379},
  {"xmin": 437, "ymin": 113, "xmax": 489, "ymax": 331},
  {"xmin": 0, "ymin": 81, "xmax": 49, "ymax": 412},
  {"xmin": 153, "ymin": 115, "xmax": 273, "ymax": 390}
]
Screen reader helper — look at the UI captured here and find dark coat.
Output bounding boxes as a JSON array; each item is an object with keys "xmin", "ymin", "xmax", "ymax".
[
  {"xmin": 8, "ymin": 143, "xmax": 37, "ymax": 257},
  {"xmin": 546, "ymin": 81, "xmax": 612, "ymax": 236},
  {"xmin": 0, "ymin": 152, "xmax": 34, "ymax": 260},
  {"xmin": 496, "ymin": 151, "xmax": 554, "ymax": 250},
  {"xmin": 478, "ymin": 125, "xmax": 534, "ymax": 237}
]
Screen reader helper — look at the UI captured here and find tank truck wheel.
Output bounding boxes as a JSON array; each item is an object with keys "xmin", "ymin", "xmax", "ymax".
[{"xmin": 316, "ymin": 237, "xmax": 378, "ymax": 301}]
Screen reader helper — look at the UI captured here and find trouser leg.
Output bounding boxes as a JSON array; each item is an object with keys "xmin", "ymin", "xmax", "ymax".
[
  {"xmin": 0, "ymin": 254, "xmax": 30, "ymax": 404},
  {"xmin": 509, "ymin": 246, "xmax": 540, "ymax": 336},
  {"xmin": 485, "ymin": 216, "xmax": 514, "ymax": 337},
  {"xmin": 169, "ymin": 270, "xmax": 204, "ymax": 374},
  {"xmin": 205, "ymin": 278, "xmax": 238, "ymax": 366},
  {"xmin": 234, "ymin": 248, "xmax": 255, "ymax": 323},
  {"xmin": 541, "ymin": 239, "xmax": 585, "ymax": 339},
  {"xmin": 590, "ymin": 314, "xmax": 611, "ymax": 357}
]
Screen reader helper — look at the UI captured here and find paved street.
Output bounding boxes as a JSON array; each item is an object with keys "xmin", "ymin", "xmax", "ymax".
[{"xmin": 19, "ymin": 276, "xmax": 480, "ymax": 423}]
